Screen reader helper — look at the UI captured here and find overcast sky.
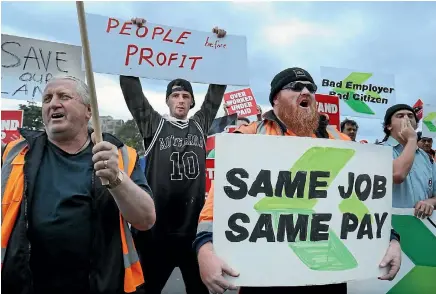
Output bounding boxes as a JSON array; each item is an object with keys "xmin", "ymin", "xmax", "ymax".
[{"xmin": 2, "ymin": 1, "xmax": 435, "ymax": 142}]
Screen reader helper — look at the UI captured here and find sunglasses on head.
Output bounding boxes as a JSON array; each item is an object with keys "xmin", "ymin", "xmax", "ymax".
[{"xmin": 282, "ymin": 81, "xmax": 318, "ymax": 93}]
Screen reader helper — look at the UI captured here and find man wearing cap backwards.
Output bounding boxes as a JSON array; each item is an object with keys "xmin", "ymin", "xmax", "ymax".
[
  {"xmin": 380, "ymin": 104, "xmax": 436, "ymax": 218},
  {"xmin": 195, "ymin": 68, "xmax": 402, "ymax": 294},
  {"xmin": 119, "ymin": 17, "xmax": 227, "ymax": 294}
]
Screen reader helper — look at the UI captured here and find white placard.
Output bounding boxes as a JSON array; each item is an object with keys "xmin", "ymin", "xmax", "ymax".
[
  {"xmin": 214, "ymin": 134, "xmax": 393, "ymax": 286},
  {"xmin": 84, "ymin": 13, "xmax": 249, "ymax": 86},
  {"xmin": 1, "ymin": 34, "xmax": 84, "ymax": 101},
  {"xmin": 319, "ymin": 66, "xmax": 396, "ymax": 119}
]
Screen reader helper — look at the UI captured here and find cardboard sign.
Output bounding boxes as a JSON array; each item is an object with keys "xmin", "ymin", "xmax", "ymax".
[
  {"xmin": 348, "ymin": 208, "xmax": 436, "ymax": 294},
  {"xmin": 205, "ymin": 158, "xmax": 215, "ymax": 195},
  {"xmin": 413, "ymin": 99, "xmax": 423, "ymax": 121},
  {"xmin": 1, "ymin": 110, "xmax": 23, "ymax": 144},
  {"xmin": 320, "ymin": 66, "xmax": 396, "ymax": 119},
  {"xmin": 214, "ymin": 134, "xmax": 393, "ymax": 286},
  {"xmin": 224, "ymin": 88, "xmax": 258, "ymax": 117},
  {"xmin": 85, "ymin": 13, "xmax": 249, "ymax": 86},
  {"xmin": 315, "ymin": 94, "xmax": 340, "ymax": 131},
  {"xmin": 422, "ymin": 104, "xmax": 436, "ymax": 139},
  {"xmin": 1, "ymin": 34, "xmax": 84, "ymax": 101}
]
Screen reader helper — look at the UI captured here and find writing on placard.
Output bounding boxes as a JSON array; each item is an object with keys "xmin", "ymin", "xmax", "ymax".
[
  {"xmin": 1, "ymin": 34, "xmax": 83, "ymax": 100},
  {"xmin": 224, "ymin": 168, "xmax": 388, "ymax": 243},
  {"xmin": 224, "ymin": 88, "xmax": 258, "ymax": 118},
  {"xmin": 106, "ymin": 18, "xmax": 228, "ymax": 71},
  {"xmin": 1, "ymin": 110, "xmax": 23, "ymax": 144},
  {"xmin": 322, "ymin": 79, "xmax": 393, "ymax": 105}
]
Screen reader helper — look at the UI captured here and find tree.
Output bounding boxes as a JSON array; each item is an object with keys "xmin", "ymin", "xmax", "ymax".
[
  {"xmin": 18, "ymin": 101, "xmax": 44, "ymax": 130},
  {"xmin": 115, "ymin": 119, "xmax": 145, "ymax": 155}
]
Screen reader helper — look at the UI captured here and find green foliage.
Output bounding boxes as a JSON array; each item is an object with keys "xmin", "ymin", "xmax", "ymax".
[
  {"xmin": 115, "ymin": 119, "xmax": 145, "ymax": 155},
  {"xmin": 18, "ymin": 102, "xmax": 44, "ymax": 131}
]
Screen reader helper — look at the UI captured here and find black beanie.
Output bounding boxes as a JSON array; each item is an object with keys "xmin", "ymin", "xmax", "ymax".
[
  {"xmin": 166, "ymin": 79, "xmax": 195, "ymax": 109},
  {"xmin": 269, "ymin": 67, "xmax": 315, "ymax": 106},
  {"xmin": 383, "ymin": 104, "xmax": 418, "ymax": 126}
]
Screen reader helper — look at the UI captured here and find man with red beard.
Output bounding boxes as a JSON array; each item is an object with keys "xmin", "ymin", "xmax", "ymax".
[{"xmin": 194, "ymin": 67, "xmax": 402, "ymax": 294}]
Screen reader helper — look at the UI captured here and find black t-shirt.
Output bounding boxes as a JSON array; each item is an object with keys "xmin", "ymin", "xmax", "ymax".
[{"xmin": 28, "ymin": 140, "xmax": 150, "ymax": 294}]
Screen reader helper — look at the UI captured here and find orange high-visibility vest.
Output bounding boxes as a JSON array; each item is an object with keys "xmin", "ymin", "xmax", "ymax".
[{"xmin": 1, "ymin": 139, "xmax": 144, "ymax": 293}]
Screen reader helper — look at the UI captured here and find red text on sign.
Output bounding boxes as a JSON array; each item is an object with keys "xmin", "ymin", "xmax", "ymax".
[
  {"xmin": 106, "ymin": 18, "xmax": 192, "ymax": 44},
  {"xmin": 125, "ymin": 45, "xmax": 203, "ymax": 69}
]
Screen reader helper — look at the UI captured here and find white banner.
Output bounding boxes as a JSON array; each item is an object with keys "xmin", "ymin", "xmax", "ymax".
[
  {"xmin": 319, "ymin": 66, "xmax": 396, "ymax": 119},
  {"xmin": 213, "ymin": 134, "xmax": 393, "ymax": 287},
  {"xmin": 1, "ymin": 34, "xmax": 84, "ymax": 101},
  {"xmin": 85, "ymin": 13, "xmax": 249, "ymax": 86}
]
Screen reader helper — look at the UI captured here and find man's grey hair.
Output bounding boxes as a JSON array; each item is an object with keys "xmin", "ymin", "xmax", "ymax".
[{"xmin": 49, "ymin": 75, "xmax": 91, "ymax": 105}]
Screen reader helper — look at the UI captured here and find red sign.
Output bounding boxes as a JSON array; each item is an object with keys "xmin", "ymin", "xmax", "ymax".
[
  {"xmin": 1, "ymin": 110, "xmax": 23, "ymax": 144},
  {"xmin": 205, "ymin": 158, "xmax": 214, "ymax": 195},
  {"xmin": 224, "ymin": 88, "xmax": 258, "ymax": 118},
  {"xmin": 315, "ymin": 94, "xmax": 340, "ymax": 131},
  {"xmin": 413, "ymin": 99, "xmax": 423, "ymax": 121}
]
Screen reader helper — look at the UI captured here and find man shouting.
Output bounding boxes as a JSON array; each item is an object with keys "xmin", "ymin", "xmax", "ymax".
[
  {"xmin": 120, "ymin": 18, "xmax": 227, "ymax": 294},
  {"xmin": 194, "ymin": 67, "xmax": 402, "ymax": 294}
]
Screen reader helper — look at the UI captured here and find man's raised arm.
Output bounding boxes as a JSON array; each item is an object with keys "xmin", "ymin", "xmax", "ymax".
[{"xmin": 119, "ymin": 75, "xmax": 162, "ymax": 139}]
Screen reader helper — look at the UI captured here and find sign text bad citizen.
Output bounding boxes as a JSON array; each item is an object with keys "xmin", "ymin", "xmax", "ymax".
[
  {"xmin": 224, "ymin": 168, "xmax": 388, "ymax": 243},
  {"xmin": 322, "ymin": 79, "xmax": 394, "ymax": 105},
  {"xmin": 106, "ymin": 18, "xmax": 226, "ymax": 70}
]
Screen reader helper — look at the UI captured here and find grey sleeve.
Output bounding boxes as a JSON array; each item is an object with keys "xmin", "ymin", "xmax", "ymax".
[
  {"xmin": 192, "ymin": 84, "xmax": 227, "ymax": 134},
  {"xmin": 119, "ymin": 76, "xmax": 162, "ymax": 139}
]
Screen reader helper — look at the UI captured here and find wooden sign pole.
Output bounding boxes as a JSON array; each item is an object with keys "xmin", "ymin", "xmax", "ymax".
[{"xmin": 76, "ymin": 1, "xmax": 108, "ymax": 185}]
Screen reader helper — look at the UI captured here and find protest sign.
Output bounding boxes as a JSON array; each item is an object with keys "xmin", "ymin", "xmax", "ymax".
[
  {"xmin": 213, "ymin": 134, "xmax": 393, "ymax": 286},
  {"xmin": 348, "ymin": 208, "xmax": 436, "ymax": 294},
  {"xmin": 315, "ymin": 94, "xmax": 340, "ymax": 131},
  {"xmin": 319, "ymin": 66, "xmax": 396, "ymax": 119},
  {"xmin": 205, "ymin": 158, "xmax": 215, "ymax": 196},
  {"xmin": 224, "ymin": 88, "xmax": 258, "ymax": 117},
  {"xmin": 85, "ymin": 13, "xmax": 249, "ymax": 85},
  {"xmin": 1, "ymin": 110, "xmax": 23, "ymax": 144},
  {"xmin": 422, "ymin": 104, "xmax": 436, "ymax": 138},
  {"xmin": 1, "ymin": 34, "xmax": 84, "ymax": 101},
  {"xmin": 413, "ymin": 99, "xmax": 423, "ymax": 121}
]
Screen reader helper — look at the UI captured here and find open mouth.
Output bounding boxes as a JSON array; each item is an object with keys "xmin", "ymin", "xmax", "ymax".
[
  {"xmin": 51, "ymin": 113, "xmax": 65, "ymax": 119},
  {"xmin": 299, "ymin": 99, "xmax": 309, "ymax": 108}
]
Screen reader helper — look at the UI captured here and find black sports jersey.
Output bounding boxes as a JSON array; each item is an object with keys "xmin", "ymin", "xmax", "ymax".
[{"xmin": 120, "ymin": 76, "xmax": 226, "ymax": 239}]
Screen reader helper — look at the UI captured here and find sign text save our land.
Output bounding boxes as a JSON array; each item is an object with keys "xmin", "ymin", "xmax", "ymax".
[
  {"xmin": 1, "ymin": 34, "xmax": 84, "ymax": 101},
  {"xmin": 213, "ymin": 134, "xmax": 393, "ymax": 287},
  {"xmin": 85, "ymin": 13, "xmax": 249, "ymax": 86}
]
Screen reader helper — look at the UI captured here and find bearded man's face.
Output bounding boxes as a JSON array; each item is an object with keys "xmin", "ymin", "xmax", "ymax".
[{"xmin": 274, "ymin": 81, "xmax": 319, "ymax": 136}]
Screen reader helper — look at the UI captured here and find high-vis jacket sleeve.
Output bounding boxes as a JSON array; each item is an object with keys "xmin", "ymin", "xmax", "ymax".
[{"xmin": 193, "ymin": 181, "xmax": 215, "ymax": 253}]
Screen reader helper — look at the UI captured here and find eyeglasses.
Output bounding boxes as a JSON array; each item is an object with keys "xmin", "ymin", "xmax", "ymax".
[{"xmin": 282, "ymin": 81, "xmax": 317, "ymax": 93}]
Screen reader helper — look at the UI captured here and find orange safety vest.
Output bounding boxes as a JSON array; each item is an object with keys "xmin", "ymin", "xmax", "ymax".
[{"xmin": 1, "ymin": 139, "xmax": 144, "ymax": 293}]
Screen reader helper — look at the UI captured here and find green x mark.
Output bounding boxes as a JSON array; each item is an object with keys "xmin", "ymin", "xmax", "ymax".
[
  {"xmin": 423, "ymin": 112, "xmax": 436, "ymax": 132},
  {"xmin": 332, "ymin": 72, "xmax": 378, "ymax": 115}
]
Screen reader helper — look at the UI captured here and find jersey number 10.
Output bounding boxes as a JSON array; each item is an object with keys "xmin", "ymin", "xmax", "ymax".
[{"xmin": 170, "ymin": 151, "xmax": 200, "ymax": 180}]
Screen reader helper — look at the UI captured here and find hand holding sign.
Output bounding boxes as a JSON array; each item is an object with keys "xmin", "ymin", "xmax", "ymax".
[
  {"xmin": 198, "ymin": 243, "xmax": 239, "ymax": 294},
  {"xmin": 131, "ymin": 17, "xmax": 227, "ymax": 38},
  {"xmin": 378, "ymin": 239, "xmax": 401, "ymax": 281}
]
